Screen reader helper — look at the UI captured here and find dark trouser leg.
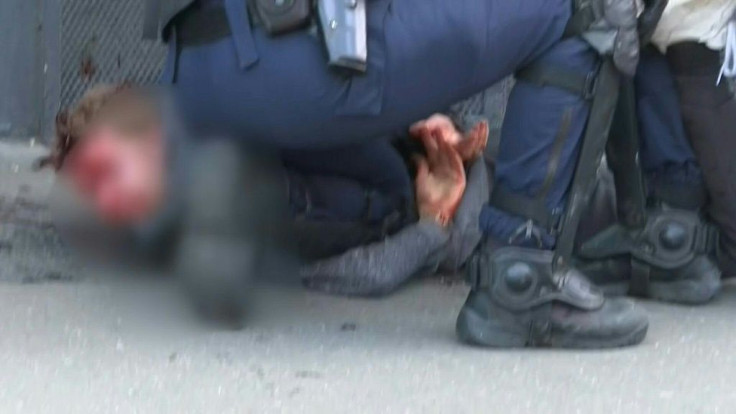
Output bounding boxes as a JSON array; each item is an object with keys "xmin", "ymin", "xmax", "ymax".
[
  {"xmin": 281, "ymin": 140, "xmax": 414, "ymax": 259},
  {"xmin": 457, "ymin": 38, "xmax": 649, "ymax": 349},
  {"xmin": 637, "ymin": 48, "xmax": 720, "ymax": 304},
  {"xmin": 578, "ymin": 47, "xmax": 721, "ymax": 304},
  {"xmin": 281, "ymin": 139, "xmax": 413, "ymax": 223},
  {"xmin": 479, "ymin": 38, "xmax": 598, "ymax": 248},
  {"xmin": 636, "ymin": 47, "xmax": 706, "ymax": 208},
  {"xmin": 285, "ymin": 171, "xmax": 411, "ymax": 260},
  {"xmin": 667, "ymin": 42, "xmax": 736, "ymax": 277}
]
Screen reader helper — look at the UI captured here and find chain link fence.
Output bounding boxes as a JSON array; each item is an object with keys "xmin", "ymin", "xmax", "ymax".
[{"xmin": 61, "ymin": 0, "xmax": 167, "ymax": 108}]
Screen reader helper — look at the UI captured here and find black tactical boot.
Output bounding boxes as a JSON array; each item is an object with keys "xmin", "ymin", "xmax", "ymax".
[
  {"xmin": 457, "ymin": 246, "xmax": 649, "ymax": 348},
  {"xmin": 578, "ymin": 207, "xmax": 721, "ymax": 305}
]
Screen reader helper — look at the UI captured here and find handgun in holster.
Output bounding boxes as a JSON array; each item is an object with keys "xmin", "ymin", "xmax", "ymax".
[
  {"xmin": 316, "ymin": 0, "xmax": 368, "ymax": 72},
  {"xmin": 250, "ymin": 0, "xmax": 368, "ymax": 72}
]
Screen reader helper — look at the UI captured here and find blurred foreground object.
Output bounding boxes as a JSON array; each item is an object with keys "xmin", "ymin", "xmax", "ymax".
[{"xmin": 175, "ymin": 139, "xmax": 294, "ymax": 328}]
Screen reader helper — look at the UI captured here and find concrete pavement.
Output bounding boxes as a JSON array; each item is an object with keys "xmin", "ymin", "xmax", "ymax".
[{"xmin": 1, "ymin": 280, "xmax": 736, "ymax": 413}]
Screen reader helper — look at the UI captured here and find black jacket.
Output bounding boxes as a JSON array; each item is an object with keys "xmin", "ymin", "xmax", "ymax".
[{"xmin": 143, "ymin": 0, "xmax": 197, "ymax": 41}]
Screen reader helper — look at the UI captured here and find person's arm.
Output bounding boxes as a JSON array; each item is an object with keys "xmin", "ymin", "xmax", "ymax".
[
  {"xmin": 409, "ymin": 113, "xmax": 491, "ymax": 271},
  {"xmin": 300, "ymin": 219, "xmax": 450, "ymax": 296},
  {"xmin": 301, "ymin": 133, "xmax": 468, "ymax": 296},
  {"xmin": 301, "ymin": 158, "xmax": 490, "ymax": 297},
  {"xmin": 439, "ymin": 157, "xmax": 490, "ymax": 272}
]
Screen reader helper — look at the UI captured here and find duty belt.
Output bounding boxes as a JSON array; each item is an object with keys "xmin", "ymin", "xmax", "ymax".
[
  {"xmin": 175, "ymin": 5, "xmax": 243, "ymax": 48},
  {"xmin": 172, "ymin": 0, "xmax": 368, "ymax": 72}
]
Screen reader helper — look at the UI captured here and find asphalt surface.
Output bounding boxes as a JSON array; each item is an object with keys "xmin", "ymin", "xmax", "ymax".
[{"xmin": 2, "ymin": 140, "xmax": 736, "ymax": 414}]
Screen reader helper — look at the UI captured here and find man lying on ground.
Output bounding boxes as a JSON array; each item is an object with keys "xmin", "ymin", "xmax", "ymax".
[{"xmin": 40, "ymin": 85, "xmax": 489, "ymax": 304}]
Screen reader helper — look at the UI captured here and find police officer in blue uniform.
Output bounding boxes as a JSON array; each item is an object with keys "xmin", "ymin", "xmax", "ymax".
[{"xmin": 143, "ymin": 0, "xmax": 659, "ymax": 348}]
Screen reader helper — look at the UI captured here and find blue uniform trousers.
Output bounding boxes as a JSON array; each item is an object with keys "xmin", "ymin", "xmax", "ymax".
[
  {"xmin": 166, "ymin": 0, "xmax": 571, "ymax": 146},
  {"xmin": 480, "ymin": 44, "xmax": 703, "ymax": 248},
  {"xmin": 163, "ymin": 0, "xmax": 571, "ymax": 232}
]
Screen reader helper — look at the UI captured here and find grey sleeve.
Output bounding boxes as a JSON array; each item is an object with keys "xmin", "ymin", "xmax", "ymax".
[
  {"xmin": 439, "ymin": 158, "xmax": 490, "ymax": 272},
  {"xmin": 300, "ymin": 159, "xmax": 491, "ymax": 297},
  {"xmin": 447, "ymin": 92, "xmax": 488, "ymax": 133},
  {"xmin": 300, "ymin": 220, "xmax": 450, "ymax": 297}
]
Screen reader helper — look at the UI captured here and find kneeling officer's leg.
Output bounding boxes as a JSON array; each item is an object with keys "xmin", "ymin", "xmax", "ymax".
[
  {"xmin": 577, "ymin": 47, "xmax": 721, "ymax": 305},
  {"xmin": 458, "ymin": 37, "xmax": 649, "ymax": 349}
]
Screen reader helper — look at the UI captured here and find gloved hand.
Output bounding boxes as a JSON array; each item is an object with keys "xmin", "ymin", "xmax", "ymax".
[{"xmin": 582, "ymin": 0, "xmax": 644, "ymax": 76}]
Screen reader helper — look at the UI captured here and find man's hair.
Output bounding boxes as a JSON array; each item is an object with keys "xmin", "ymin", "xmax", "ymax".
[{"xmin": 39, "ymin": 84, "xmax": 160, "ymax": 171}]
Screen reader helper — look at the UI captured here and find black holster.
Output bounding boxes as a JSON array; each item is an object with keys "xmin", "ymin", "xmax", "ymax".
[{"xmin": 250, "ymin": 0, "xmax": 312, "ymax": 35}]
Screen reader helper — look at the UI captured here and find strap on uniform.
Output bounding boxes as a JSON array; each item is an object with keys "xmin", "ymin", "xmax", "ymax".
[
  {"xmin": 554, "ymin": 60, "xmax": 622, "ymax": 268},
  {"xmin": 528, "ymin": 305, "xmax": 554, "ymax": 346},
  {"xmin": 490, "ymin": 188, "xmax": 562, "ymax": 234},
  {"xmin": 629, "ymin": 259, "xmax": 651, "ymax": 297},
  {"xmin": 626, "ymin": 223, "xmax": 718, "ymax": 298},
  {"xmin": 606, "ymin": 81, "xmax": 648, "ymax": 227},
  {"xmin": 516, "ymin": 64, "xmax": 598, "ymax": 99},
  {"xmin": 626, "ymin": 222, "xmax": 719, "ymax": 296},
  {"xmin": 563, "ymin": 3, "xmax": 596, "ymax": 38},
  {"xmin": 489, "ymin": 64, "xmax": 591, "ymax": 239}
]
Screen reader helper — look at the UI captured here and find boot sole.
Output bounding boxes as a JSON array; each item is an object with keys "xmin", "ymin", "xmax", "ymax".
[
  {"xmin": 456, "ymin": 307, "xmax": 648, "ymax": 349},
  {"xmin": 598, "ymin": 276, "xmax": 721, "ymax": 305}
]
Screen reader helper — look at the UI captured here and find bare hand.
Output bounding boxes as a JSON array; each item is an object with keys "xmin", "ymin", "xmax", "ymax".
[
  {"xmin": 410, "ymin": 114, "xmax": 489, "ymax": 163},
  {"xmin": 414, "ymin": 132, "xmax": 467, "ymax": 227}
]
